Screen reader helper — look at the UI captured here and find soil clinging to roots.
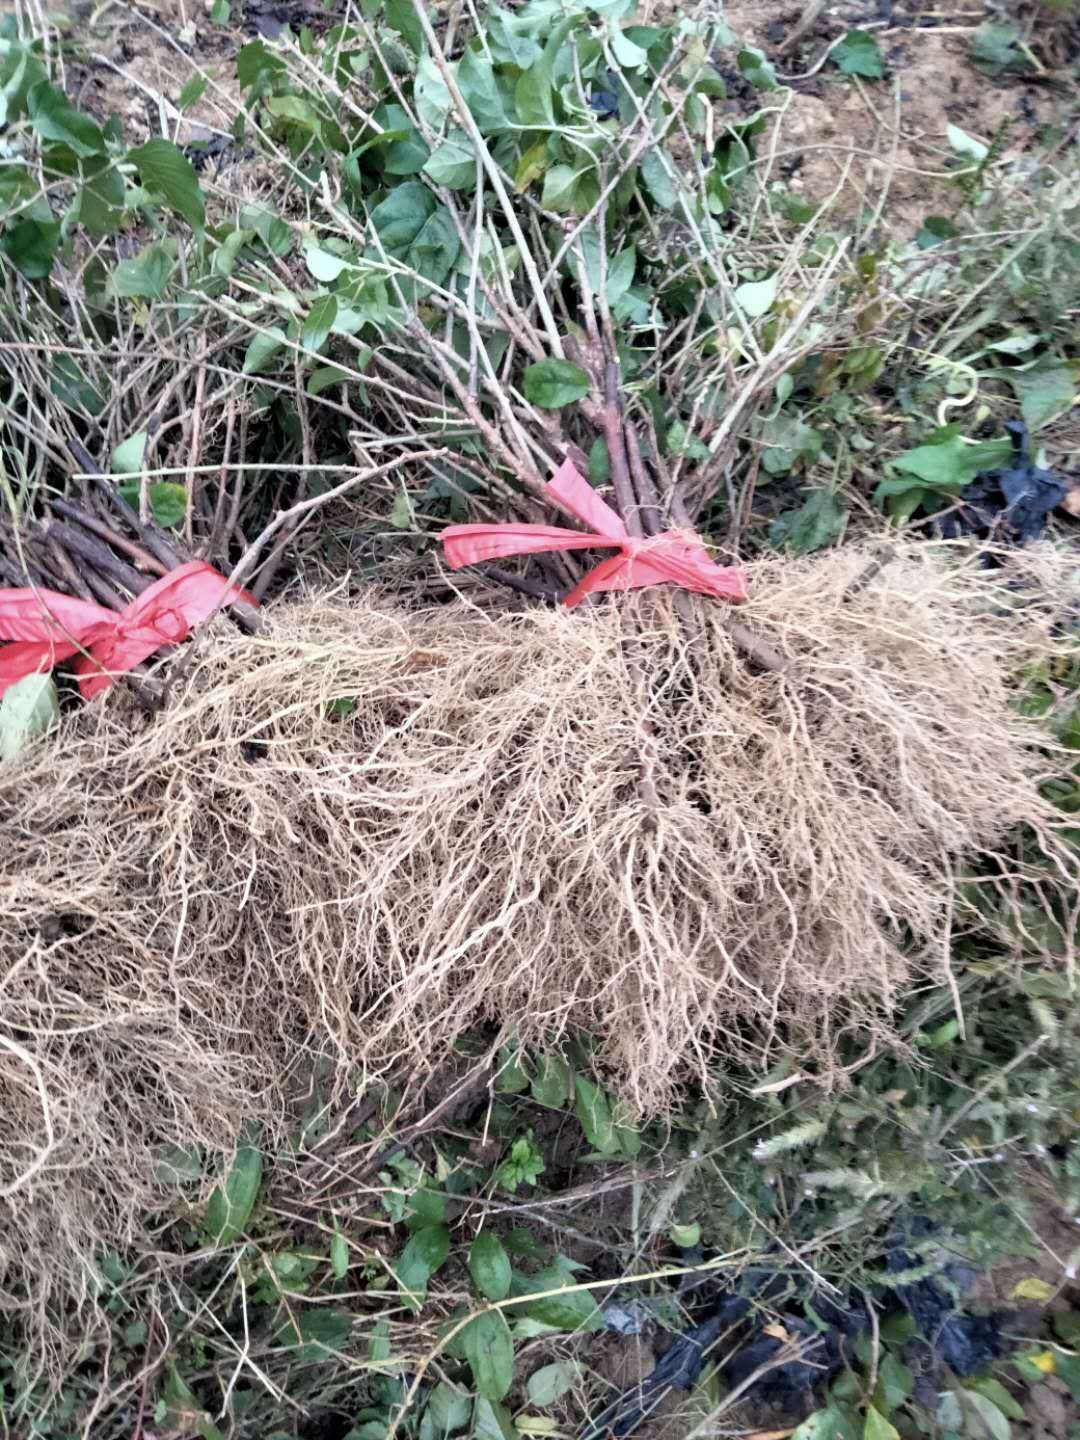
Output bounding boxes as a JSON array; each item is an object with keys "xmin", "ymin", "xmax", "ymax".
[{"xmin": 1, "ymin": 541, "xmax": 1076, "ymax": 1367}]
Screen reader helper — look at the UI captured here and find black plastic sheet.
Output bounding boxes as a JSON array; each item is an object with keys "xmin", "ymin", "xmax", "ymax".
[{"xmin": 940, "ymin": 421, "xmax": 1066, "ymax": 544}]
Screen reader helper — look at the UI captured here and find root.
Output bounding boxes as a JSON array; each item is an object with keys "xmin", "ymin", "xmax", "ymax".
[{"xmin": 0, "ymin": 540, "xmax": 1075, "ymax": 1371}]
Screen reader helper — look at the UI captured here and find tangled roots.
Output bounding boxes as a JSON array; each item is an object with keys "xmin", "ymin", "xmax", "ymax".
[{"xmin": 0, "ymin": 542, "xmax": 1075, "ymax": 1362}]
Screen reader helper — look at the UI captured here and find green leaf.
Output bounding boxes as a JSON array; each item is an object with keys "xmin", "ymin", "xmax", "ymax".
[
  {"xmin": 76, "ymin": 156, "xmax": 126, "ymax": 235},
  {"xmin": 27, "ymin": 80, "xmax": 106, "ymax": 156},
  {"xmin": 863, "ymin": 1408, "xmax": 900, "ymax": 1440},
  {"xmin": 384, "ymin": 129, "xmax": 431, "ymax": 177},
  {"xmin": 971, "ymin": 20, "xmax": 1026, "ymax": 76},
  {"xmin": 962, "ymin": 1392, "xmax": 1011, "ymax": 1440},
  {"xmin": 531, "ymin": 1053, "xmax": 572, "ymax": 1108},
  {"xmin": 275, "ymin": 1308, "xmax": 351, "ymax": 1363},
  {"xmin": 116, "ymin": 481, "xmax": 187, "ymax": 528},
  {"xmin": 574, "ymin": 1076, "xmax": 619, "ymax": 1155},
  {"xmin": 496, "ymin": 1042, "xmax": 529, "ymax": 1094},
  {"xmin": 520, "ymin": 1268, "xmax": 602, "ymax": 1332},
  {"xmin": 733, "ymin": 274, "xmax": 777, "ymax": 317},
  {"xmin": 303, "ymin": 294, "xmax": 338, "ymax": 353},
  {"xmin": 515, "ymin": 64, "xmax": 554, "ymax": 128},
  {"xmin": 874, "ymin": 1353, "xmax": 913, "ymax": 1414},
  {"xmin": 669, "ymin": 1221, "xmax": 701, "ymax": 1248},
  {"xmin": 386, "ymin": 0, "xmax": 425, "ymax": 55},
  {"xmin": 389, "ymin": 489, "xmax": 413, "ymax": 529},
  {"xmin": 469, "ymin": 1233, "xmax": 512, "ymax": 1302},
  {"xmin": 304, "ymin": 243, "xmax": 350, "ymax": 282},
  {"xmin": 0, "ymin": 675, "xmax": 59, "ymax": 761},
  {"xmin": 616, "ymin": 1118, "xmax": 643, "ymax": 1163},
  {"xmin": 964, "ymin": 1378, "xmax": 1024, "ymax": 1423},
  {"xmin": 330, "ymin": 1230, "xmax": 349, "ymax": 1280},
  {"xmin": 112, "ymin": 431, "xmax": 148, "ymax": 475},
  {"xmin": 916, "ymin": 215, "xmax": 958, "ymax": 249},
  {"xmin": 396, "ymin": 1224, "xmax": 450, "ymax": 1302},
  {"xmin": 883, "ymin": 486, "xmax": 927, "ymax": 524},
  {"xmin": 515, "ymin": 14, "xmax": 578, "ymax": 126},
  {"xmin": 575, "ymin": 231, "xmax": 636, "ymax": 306},
  {"xmin": 988, "ymin": 332, "xmax": 1041, "ymax": 355},
  {"xmin": 495, "ymin": 1135, "xmax": 545, "ymax": 1193},
  {"xmin": 209, "ymin": 0, "xmax": 230, "ymax": 21},
  {"xmin": 241, "ymin": 203, "xmax": 292, "ymax": 254},
  {"xmin": 243, "ymin": 326, "xmax": 287, "ymax": 375},
  {"xmin": 154, "ymin": 1143, "xmax": 202, "ymax": 1185},
  {"xmin": 51, "ymin": 355, "xmax": 104, "ymax": 414},
  {"xmin": 408, "ymin": 207, "xmax": 461, "ymax": 287},
  {"xmin": 204, "ymin": 1145, "xmax": 262, "ymax": 1246},
  {"xmin": 160, "ymin": 1364, "xmax": 225, "ymax": 1440},
  {"xmin": 640, "ymin": 148, "xmax": 677, "ymax": 210},
  {"xmin": 349, "ymin": 1422, "xmax": 390, "ymax": 1440},
  {"xmin": 588, "ymin": 439, "xmax": 610, "ymax": 488},
  {"xmin": 472, "ymin": 1396, "xmax": 516, "ymax": 1440},
  {"xmin": 769, "ymin": 490, "xmax": 846, "ymax": 554},
  {"xmin": 462, "ymin": 1310, "xmax": 514, "ymax": 1400},
  {"xmin": 1, "ymin": 217, "xmax": 60, "ymax": 279},
  {"xmin": 458, "ymin": 44, "xmax": 509, "ymax": 133},
  {"xmin": 0, "ymin": 163, "xmax": 40, "ymax": 213},
  {"xmin": 1007, "ymin": 365, "xmax": 1076, "ymax": 432},
  {"xmin": 237, "ymin": 39, "xmax": 285, "ymax": 89},
  {"xmin": 130, "ymin": 139, "xmax": 205, "ymax": 230},
  {"xmin": 541, "ymin": 163, "xmax": 590, "ymax": 213},
  {"xmin": 831, "ymin": 30, "xmax": 884, "ymax": 79},
  {"xmin": 265, "ymin": 93, "xmax": 322, "ymax": 133},
  {"xmin": 513, "ymin": 140, "xmax": 549, "ymax": 192},
  {"xmin": 368, "ymin": 1319, "xmax": 392, "ymax": 1363},
  {"xmin": 776, "ymin": 189, "xmax": 816, "ymax": 224},
  {"xmin": 423, "ymin": 1382, "xmax": 473, "ymax": 1436},
  {"xmin": 526, "ymin": 1361, "xmax": 576, "ymax": 1407},
  {"xmin": 179, "ymin": 75, "xmax": 209, "ymax": 110},
  {"xmin": 369, "ymin": 179, "xmax": 436, "ymax": 249},
  {"xmin": 882, "ymin": 432, "xmax": 1012, "ymax": 495},
  {"xmin": 486, "ymin": 5, "xmax": 545, "ymax": 65},
  {"xmin": 110, "ymin": 242, "xmax": 174, "ymax": 299},
  {"xmin": 523, "ymin": 359, "xmax": 591, "ymax": 409},
  {"xmin": 737, "ymin": 47, "xmax": 777, "ymax": 91},
  {"xmin": 0, "ymin": 43, "xmax": 47, "ymax": 122},
  {"xmin": 406, "ymin": 1185, "xmax": 448, "ymax": 1230},
  {"xmin": 308, "ymin": 365, "xmax": 346, "ymax": 396},
  {"xmin": 1053, "ymin": 1348, "xmax": 1080, "ymax": 1402},
  {"xmin": 758, "ymin": 412, "xmax": 822, "ymax": 476},
  {"xmin": 423, "ymin": 133, "xmax": 477, "ymax": 190},
  {"xmin": 792, "ymin": 1408, "xmax": 858, "ymax": 1440},
  {"xmin": 611, "ymin": 27, "xmax": 648, "ymax": 67},
  {"xmin": 211, "ymin": 226, "xmax": 252, "ymax": 278},
  {"xmin": 415, "ymin": 54, "xmax": 452, "ymax": 131}
]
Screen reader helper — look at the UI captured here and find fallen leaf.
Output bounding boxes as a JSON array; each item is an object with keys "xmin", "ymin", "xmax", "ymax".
[{"xmin": 1012, "ymin": 1276, "xmax": 1054, "ymax": 1301}]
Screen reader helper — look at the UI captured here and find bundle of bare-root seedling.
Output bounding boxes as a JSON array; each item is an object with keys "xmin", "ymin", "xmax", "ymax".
[
  {"xmin": 2, "ymin": 528, "xmax": 1077, "ymax": 1370},
  {"xmin": 2, "ymin": 4, "xmax": 1079, "ymax": 1386}
]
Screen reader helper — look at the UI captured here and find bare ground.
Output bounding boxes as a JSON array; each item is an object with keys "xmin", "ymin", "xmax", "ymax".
[{"xmin": 64, "ymin": 0, "xmax": 1079, "ymax": 239}]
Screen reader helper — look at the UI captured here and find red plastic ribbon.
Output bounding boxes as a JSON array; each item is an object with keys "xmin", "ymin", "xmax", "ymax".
[
  {"xmin": 441, "ymin": 459, "xmax": 748, "ymax": 608},
  {"xmin": 0, "ymin": 561, "xmax": 256, "ymax": 701}
]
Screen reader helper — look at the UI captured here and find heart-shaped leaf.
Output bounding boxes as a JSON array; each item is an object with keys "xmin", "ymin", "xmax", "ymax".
[{"xmin": 523, "ymin": 359, "xmax": 591, "ymax": 409}]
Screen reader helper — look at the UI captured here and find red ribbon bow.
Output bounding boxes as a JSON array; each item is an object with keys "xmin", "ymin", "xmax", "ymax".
[
  {"xmin": 441, "ymin": 459, "xmax": 747, "ymax": 608},
  {"xmin": 0, "ymin": 561, "xmax": 256, "ymax": 701}
]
